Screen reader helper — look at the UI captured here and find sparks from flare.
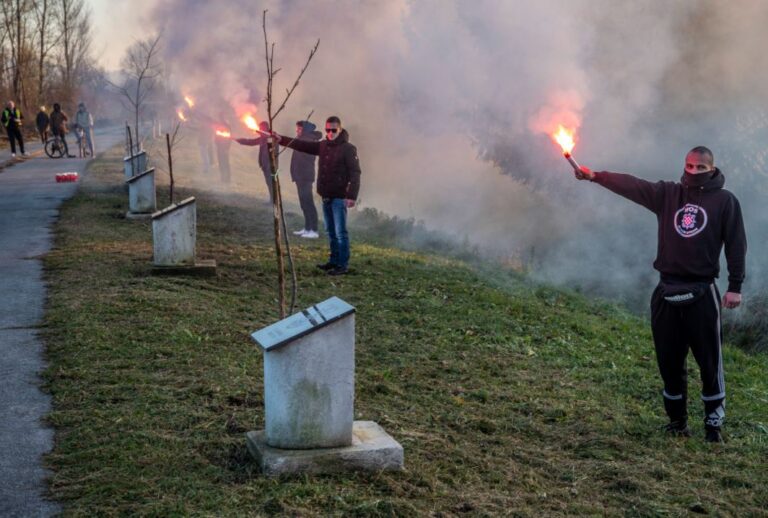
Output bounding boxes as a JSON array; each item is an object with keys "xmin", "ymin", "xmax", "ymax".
[
  {"xmin": 242, "ymin": 113, "xmax": 260, "ymax": 132},
  {"xmin": 184, "ymin": 95, "xmax": 195, "ymax": 108},
  {"xmin": 215, "ymin": 129, "xmax": 231, "ymax": 138},
  {"xmin": 552, "ymin": 125, "xmax": 576, "ymax": 155},
  {"xmin": 551, "ymin": 124, "xmax": 581, "ymax": 172},
  {"xmin": 177, "ymin": 109, "xmax": 187, "ymax": 122}
]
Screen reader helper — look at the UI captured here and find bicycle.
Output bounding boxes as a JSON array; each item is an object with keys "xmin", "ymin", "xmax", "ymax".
[
  {"xmin": 44, "ymin": 134, "xmax": 69, "ymax": 159},
  {"xmin": 74, "ymin": 125, "xmax": 91, "ymax": 158}
]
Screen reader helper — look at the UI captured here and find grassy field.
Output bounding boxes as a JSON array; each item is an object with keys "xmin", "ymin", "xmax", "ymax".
[{"xmin": 42, "ymin": 142, "xmax": 768, "ymax": 516}]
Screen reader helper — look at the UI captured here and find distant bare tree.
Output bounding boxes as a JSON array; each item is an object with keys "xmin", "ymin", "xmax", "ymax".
[
  {"xmin": 108, "ymin": 34, "xmax": 162, "ymax": 153},
  {"xmin": 31, "ymin": 0, "xmax": 61, "ymax": 106},
  {"xmin": 57, "ymin": 0, "xmax": 91, "ymax": 101},
  {"xmin": 1, "ymin": 0, "xmax": 32, "ymax": 105}
]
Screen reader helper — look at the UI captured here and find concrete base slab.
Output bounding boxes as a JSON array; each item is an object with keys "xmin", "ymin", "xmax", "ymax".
[
  {"xmin": 246, "ymin": 421, "xmax": 403, "ymax": 477},
  {"xmin": 125, "ymin": 211, "xmax": 152, "ymax": 220},
  {"xmin": 150, "ymin": 259, "xmax": 217, "ymax": 276}
]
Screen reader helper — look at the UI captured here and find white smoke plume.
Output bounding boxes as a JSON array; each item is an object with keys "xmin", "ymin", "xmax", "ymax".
[{"xmin": 145, "ymin": 0, "xmax": 768, "ymax": 311}]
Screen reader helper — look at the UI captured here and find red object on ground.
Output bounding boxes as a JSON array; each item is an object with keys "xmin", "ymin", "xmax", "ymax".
[{"xmin": 55, "ymin": 172, "xmax": 78, "ymax": 183}]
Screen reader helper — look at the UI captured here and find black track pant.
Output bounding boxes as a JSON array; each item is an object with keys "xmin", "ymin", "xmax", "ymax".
[
  {"xmin": 651, "ymin": 282, "xmax": 725, "ymax": 429},
  {"xmin": 295, "ymin": 181, "xmax": 318, "ymax": 231},
  {"xmin": 6, "ymin": 126, "xmax": 24, "ymax": 154}
]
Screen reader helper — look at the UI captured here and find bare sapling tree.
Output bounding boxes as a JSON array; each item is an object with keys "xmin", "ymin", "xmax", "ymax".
[
  {"xmin": 261, "ymin": 9, "xmax": 319, "ymax": 318},
  {"xmin": 165, "ymin": 116, "xmax": 183, "ymax": 206},
  {"xmin": 108, "ymin": 34, "xmax": 162, "ymax": 155}
]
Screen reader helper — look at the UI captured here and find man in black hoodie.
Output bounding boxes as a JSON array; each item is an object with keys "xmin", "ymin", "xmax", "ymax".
[
  {"xmin": 277, "ymin": 115, "xmax": 361, "ymax": 275},
  {"xmin": 289, "ymin": 120, "xmax": 322, "ymax": 239},
  {"xmin": 576, "ymin": 146, "xmax": 746, "ymax": 443}
]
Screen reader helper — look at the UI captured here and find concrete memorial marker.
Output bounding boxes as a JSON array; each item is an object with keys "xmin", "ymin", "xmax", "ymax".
[
  {"xmin": 151, "ymin": 196, "xmax": 216, "ymax": 275},
  {"xmin": 246, "ymin": 296, "xmax": 404, "ymax": 476},
  {"xmin": 123, "ymin": 150, "xmax": 147, "ymax": 180},
  {"xmin": 125, "ymin": 168, "xmax": 156, "ymax": 219}
]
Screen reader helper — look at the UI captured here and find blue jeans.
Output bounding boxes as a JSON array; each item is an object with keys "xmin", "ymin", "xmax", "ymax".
[{"xmin": 322, "ymin": 198, "xmax": 349, "ymax": 268}]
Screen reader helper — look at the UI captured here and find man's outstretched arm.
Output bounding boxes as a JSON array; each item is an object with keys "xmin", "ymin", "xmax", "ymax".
[{"xmin": 575, "ymin": 166, "xmax": 666, "ymax": 214}]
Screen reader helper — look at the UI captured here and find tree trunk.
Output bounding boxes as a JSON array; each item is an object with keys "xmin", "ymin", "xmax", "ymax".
[{"xmin": 267, "ymin": 138, "xmax": 286, "ymax": 318}]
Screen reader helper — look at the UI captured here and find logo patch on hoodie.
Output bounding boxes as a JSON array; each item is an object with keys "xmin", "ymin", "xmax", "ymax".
[{"xmin": 674, "ymin": 204, "xmax": 708, "ymax": 238}]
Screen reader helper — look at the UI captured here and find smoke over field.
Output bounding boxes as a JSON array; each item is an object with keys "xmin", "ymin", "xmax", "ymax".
[{"xmin": 149, "ymin": 1, "xmax": 768, "ymax": 319}]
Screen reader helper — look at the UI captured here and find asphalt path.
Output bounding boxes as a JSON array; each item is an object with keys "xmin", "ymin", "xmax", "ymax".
[{"xmin": 0, "ymin": 127, "xmax": 122, "ymax": 517}]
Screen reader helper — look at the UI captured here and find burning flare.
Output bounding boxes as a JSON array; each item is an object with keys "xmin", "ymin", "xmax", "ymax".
[
  {"xmin": 184, "ymin": 95, "xmax": 195, "ymax": 108},
  {"xmin": 215, "ymin": 129, "xmax": 231, "ymax": 138},
  {"xmin": 242, "ymin": 114, "xmax": 259, "ymax": 132},
  {"xmin": 552, "ymin": 125, "xmax": 576, "ymax": 155},
  {"xmin": 177, "ymin": 109, "xmax": 188, "ymax": 122}
]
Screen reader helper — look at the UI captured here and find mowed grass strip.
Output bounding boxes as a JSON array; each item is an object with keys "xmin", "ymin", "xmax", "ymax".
[{"xmin": 43, "ymin": 143, "xmax": 768, "ymax": 516}]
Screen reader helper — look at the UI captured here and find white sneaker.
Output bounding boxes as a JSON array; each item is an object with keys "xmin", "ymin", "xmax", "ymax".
[
  {"xmin": 301, "ymin": 230, "xmax": 319, "ymax": 239},
  {"xmin": 22, "ymin": 152, "xmax": 29, "ymax": 157},
  {"xmin": 293, "ymin": 229, "xmax": 307, "ymax": 236},
  {"xmin": 11, "ymin": 153, "xmax": 15, "ymax": 157}
]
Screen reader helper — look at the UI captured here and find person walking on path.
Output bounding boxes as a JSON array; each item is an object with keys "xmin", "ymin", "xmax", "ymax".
[
  {"xmin": 35, "ymin": 106, "xmax": 49, "ymax": 145},
  {"xmin": 277, "ymin": 115, "xmax": 362, "ymax": 276},
  {"xmin": 49, "ymin": 103, "xmax": 74, "ymax": 157},
  {"xmin": 74, "ymin": 102, "xmax": 95, "ymax": 156},
  {"xmin": 235, "ymin": 120, "xmax": 279, "ymax": 204},
  {"xmin": 575, "ymin": 146, "xmax": 747, "ymax": 443},
  {"xmin": 2, "ymin": 101, "xmax": 27, "ymax": 157},
  {"xmin": 290, "ymin": 120, "xmax": 322, "ymax": 239}
]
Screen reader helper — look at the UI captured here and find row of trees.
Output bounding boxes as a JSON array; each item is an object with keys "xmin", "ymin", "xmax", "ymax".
[{"xmin": 0, "ymin": 0, "xmax": 98, "ymax": 115}]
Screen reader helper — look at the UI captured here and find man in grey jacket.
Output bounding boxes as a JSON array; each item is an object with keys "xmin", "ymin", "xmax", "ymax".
[{"xmin": 74, "ymin": 102, "xmax": 95, "ymax": 156}]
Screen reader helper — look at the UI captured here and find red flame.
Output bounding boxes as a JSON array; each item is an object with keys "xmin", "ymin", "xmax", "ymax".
[
  {"xmin": 215, "ymin": 129, "xmax": 231, "ymax": 138},
  {"xmin": 552, "ymin": 125, "xmax": 576, "ymax": 155}
]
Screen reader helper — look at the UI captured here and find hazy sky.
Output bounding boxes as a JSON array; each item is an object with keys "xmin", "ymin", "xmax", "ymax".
[{"xmin": 90, "ymin": 0, "xmax": 152, "ymax": 70}]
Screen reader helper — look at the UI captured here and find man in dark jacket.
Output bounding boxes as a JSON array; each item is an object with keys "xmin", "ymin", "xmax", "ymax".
[
  {"xmin": 235, "ymin": 120, "xmax": 278, "ymax": 203},
  {"xmin": 36, "ymin": 106, "xmax": 49, "ymax": 145},
  {"xmin": 2, "ymin": 101, "xmax": 27, "ymax": 157},
  {"xmin": 576, "ymin": 146, "xmax": 746, "ymax": 443},
  {"xmin": 277, "ymin": 115, "xmax": 362, "ymax": 275},
  {"xmin": 49, "ymin": 103, "xmax": 74, "ymax": 157},
  {"xmin": 290, "ymin": 120, "xmax": 322, "ymax": 239}
]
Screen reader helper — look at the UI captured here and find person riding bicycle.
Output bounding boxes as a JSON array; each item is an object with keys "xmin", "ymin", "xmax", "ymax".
[
  {"xmin": 75, "ymin": 102, "xmax": 95, "ymax": 157},
  {"xmin": 49, "ymin": 103, "xmax": 74, "ymax": 157}
]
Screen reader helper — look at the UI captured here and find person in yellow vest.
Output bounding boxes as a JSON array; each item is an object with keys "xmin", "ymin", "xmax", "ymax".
[{"xmin": 1, "ymin": 101, "xmax": 27, "ymax": 157}]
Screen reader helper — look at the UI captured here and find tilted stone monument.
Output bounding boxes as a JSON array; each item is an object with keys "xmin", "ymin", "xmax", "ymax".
[
  {"xmin": 123, "ymin": 150, "xmax": 147, "ymax": 180},
  {"xmin": 125, "ymin": 168, "xmax": 156, "ymax": 219},
  {"xmin": 246, "ymin": 296, "xmax": 404, "ymax": 476},
  {"xmin": 151, "ymin": 196, "xmax": 216, "ymax": 275}
]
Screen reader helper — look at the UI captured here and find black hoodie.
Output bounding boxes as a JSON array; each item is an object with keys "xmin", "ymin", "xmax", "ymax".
[
  {"xmin": 289, "ymin": 121, "xmax": 323, "ymax": 183},
  {"xmin": 592, "ymin": 168, "xmax": 746, "ymax": 293},
  {"xmin": 279, "ymin": 128, "xmax": 361, "ymax": 199}
]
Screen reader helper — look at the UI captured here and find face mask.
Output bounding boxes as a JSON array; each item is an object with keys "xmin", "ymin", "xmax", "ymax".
[{"xmin": 682, "ymin": 169, "xmax": 714, "ymax": 187}]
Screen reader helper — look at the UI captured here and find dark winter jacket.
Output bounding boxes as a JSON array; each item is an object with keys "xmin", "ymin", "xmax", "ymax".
[
  {"xmin": 279, "ymin": 128, "xmax": 361, "ymax": 199},
  {"xmin": 36, "ymin": 111, "xmax": 49, "ymax": 132},
  {"xmin": 1, "ymin": 108, "xmax": 23, "ymax": 130},
  {"xmin": 289, "ymin": 121, "xmax": 322, "ymax": 183},
  {"xmin": 592, "ymin": 168, "xmax": 747, "ymax": 292},
  {"xmin": 236, "ymin": 136, "xmax": 279, "ymax": 174},
  {"xmin": 49, "ymin": 110, "xmax": 69, "ymax": 134}
]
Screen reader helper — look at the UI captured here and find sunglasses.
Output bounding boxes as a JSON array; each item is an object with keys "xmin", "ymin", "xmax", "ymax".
[{"xmin": 325, "ymin": 128, "xmax": 339, "ymax": 134}]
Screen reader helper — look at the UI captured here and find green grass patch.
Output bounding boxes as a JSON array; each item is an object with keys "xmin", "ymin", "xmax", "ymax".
[{"xmin": 43, "ymin": 142, "xmax": 768, "ymax": 516}]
